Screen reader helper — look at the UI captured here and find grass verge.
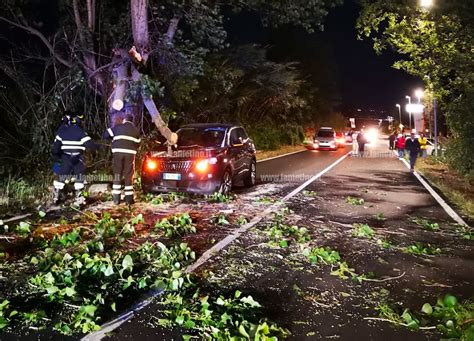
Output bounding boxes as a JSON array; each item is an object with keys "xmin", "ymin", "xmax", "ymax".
[
  {"xmin": 416, "ymin": 157, "xmax": 474, "ymax": 220},
  {"xmin": 256, "ymin": 145, "xmax": 304, "ymax": 161}
]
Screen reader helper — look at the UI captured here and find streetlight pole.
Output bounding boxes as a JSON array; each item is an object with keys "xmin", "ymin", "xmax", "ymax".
[
  {"xmin": 396, "ymin": 104, "xmax": 402, "ymax": 129},
  {"xmin": 406, "ymin": 96, "xmax": 412, "ymax": 130},
  {"xmin": 414, "ymin": 89, "xmax": 424, "ymax": 132}
]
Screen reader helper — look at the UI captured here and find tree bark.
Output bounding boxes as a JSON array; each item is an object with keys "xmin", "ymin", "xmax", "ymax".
[
  {"xmin": 143, "ymin": 98, "xmax": 178, "ymax": 145},
  {"xmin": 129, "ymin": 0, "xmax": 177, "ymax": 149},
  {"xmin": 87, "ymin": 0, "xmax": 95, "ymax": 31},
  {"xmin": 130, "ymin": 0, "xmax": 149, "ymax": 61},
  {"xmin": 72, "ymin": 0, "xmax": 104, "ymax": 94},
  {"xmin": 165, "ymin": 16, "xmax": 181, "ymax": 44}
]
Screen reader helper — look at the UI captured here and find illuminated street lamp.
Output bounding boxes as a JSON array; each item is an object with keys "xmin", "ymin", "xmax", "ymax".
[
  {"xmin": 395, "ymin": 104, "xmax": 402, "ymax": 127},
  {"xmin": 420, "ymin": 0, "xmax": 433, "ymax": 9},
  {"xmin": 415, "ymin": 89, "xmax": 424, "ymax": 103},
  {"xmin": 406, "ymin": 96, "xmax": 412, "ymax": 130}
]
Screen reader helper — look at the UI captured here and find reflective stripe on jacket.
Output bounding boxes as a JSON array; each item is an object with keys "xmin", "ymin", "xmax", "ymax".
[
  {"xmin": 104, "ymin": 121, "xmax": 141, "ymax": 154},
  {"xmin": 53, "ymin": 125, "xmax": 95, "ymax": 155}
]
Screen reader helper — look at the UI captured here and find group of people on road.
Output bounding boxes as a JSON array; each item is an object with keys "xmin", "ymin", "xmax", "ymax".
[
  {"xmin": 351, "ymin": 129, "xmax": 368, "ymax": 157},
  {"xmin": 389, "ymin": 130, "xmax": 428, "ymax": 172},
  {"xmin": 52, "ymin": 112, "xmax": 141, "ymax": 206}
]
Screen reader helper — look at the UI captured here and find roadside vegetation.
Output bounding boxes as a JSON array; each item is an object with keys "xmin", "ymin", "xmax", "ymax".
[
  {"xmin": 358, "ymin": 0, "xmax": 474, "ymax": 178},
  {"xmin": 416, "ymin": 158, "xmax": 474, "ymax": 220},
  {"xmin": 0, "ymin": 196, "xmax": 288, "ymax": 338}
]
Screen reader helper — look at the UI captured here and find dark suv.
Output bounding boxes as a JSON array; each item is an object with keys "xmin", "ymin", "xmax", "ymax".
[{"xmin": 141, "ymin": 124, "xmax": 256, "ymax": 195}]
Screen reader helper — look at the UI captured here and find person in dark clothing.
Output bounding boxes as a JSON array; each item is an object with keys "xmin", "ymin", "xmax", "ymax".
[
  {"xmin": 389, "ymin": 132, "xmax": 397, "ymax": 150},
  {"xmin": 52, "ymin": 112, "xmax": 97, "ymax": 204},
  {"xmin": 405, "ymin": 132, "xmax": 421, "ymax": 172},
  {"xmin": 357, "ymin": 129, "xmax": 367, "ymax": 157},
  {"xmin": 104, "ymin": 114, "xmax": 141, "ymax": 205}
]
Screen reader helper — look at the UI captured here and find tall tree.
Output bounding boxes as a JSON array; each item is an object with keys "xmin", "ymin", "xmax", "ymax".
[
  {"xmin": 0, "ymin": 0, "xmax": 342, "ymax": 151},
  {"xmin": 357, "ymin": 0, "xmax": 474, "ymax": 174}
]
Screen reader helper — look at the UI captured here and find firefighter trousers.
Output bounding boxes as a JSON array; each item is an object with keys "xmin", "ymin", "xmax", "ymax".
[
  {"xmin": 53, "ymin": 153, "xmax": 85, "ymax": 192},
  {"xmin": 112, "ymin": 153, "xmax": 135, "ymax": 204}
]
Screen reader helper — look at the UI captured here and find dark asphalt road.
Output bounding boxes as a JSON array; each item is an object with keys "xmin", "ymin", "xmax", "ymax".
[
  {"xmin": 256, "ymin": 145, "xmax": 351, "ymax": 183},
  {"xmin": 93, "ymin": 146, "xmax": 353, "ymax": 341},
  {"xmin": 88, "ymin": 139, "xmax": 472, "ymax": 341}
]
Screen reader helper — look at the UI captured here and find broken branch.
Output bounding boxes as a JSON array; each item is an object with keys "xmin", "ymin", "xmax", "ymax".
[{"xmin": 0, "ymin": 16, "xmax": 72, "ymax": 68}]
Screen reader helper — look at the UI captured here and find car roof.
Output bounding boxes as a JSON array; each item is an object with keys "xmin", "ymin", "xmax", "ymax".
[
  {"xmin": 180, "ymin": 123, "xmax": 235, "ymax": 129},
  {"xmin": 318, "ymin": 127, "xmax": 335, "ymax": 130}
]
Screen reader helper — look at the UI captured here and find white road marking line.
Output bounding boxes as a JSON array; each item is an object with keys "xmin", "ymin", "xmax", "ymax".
[
  {"xmin": 83, "ymin": 151, "xmax": 351, "ymax": 340},
  {"xmin": 81, "ymin": 293, "xmax": 160, "ymax": 341},
  {"xmin": 257, "ymin": 149, "xmax": 306, "ymax": 163},
  {"xmin": 188, "ymin": 151, "xmax": 351, "ymax": 273},
  {"xmin": 283, "ymin": 152, "xmax": 351, "ymax": 200},
  {"xmin": 397, "ymin": 152, "xmax": 468, "ymax": 227}
]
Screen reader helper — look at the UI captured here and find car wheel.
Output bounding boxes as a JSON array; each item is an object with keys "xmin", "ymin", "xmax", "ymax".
[
  {"xmin": 218, "ymin": 169, "xmax": 232, "ymax": 196},
  {"xmin": 244, "ymin": 160, "xmax": 256, "ymax": 187}
]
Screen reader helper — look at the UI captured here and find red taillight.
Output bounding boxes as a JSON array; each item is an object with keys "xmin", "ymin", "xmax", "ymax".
[
  {"xmin": 146, "ymin": 159, "xmax": 158, "ymax": 171},
  {"xmin": 195, "ymin": 159, "xmax": 209, "ymax": 173}
]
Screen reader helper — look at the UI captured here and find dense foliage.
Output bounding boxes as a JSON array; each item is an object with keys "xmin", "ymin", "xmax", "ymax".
[
  {"xmin": 0, "ymin": 0, "xmax": 343, "ymax": 181},
  {"xmin": 357, "ymin": 0, "xmax": 474, "ymax": 176}
]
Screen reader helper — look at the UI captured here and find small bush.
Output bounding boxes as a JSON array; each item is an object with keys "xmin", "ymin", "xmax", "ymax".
[{"xmin": 0, "ymin": 175, "xmax": 52, "ymax": 214}]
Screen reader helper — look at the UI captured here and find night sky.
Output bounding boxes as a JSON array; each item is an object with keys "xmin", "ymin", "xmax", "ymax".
[
  {"xmin": 320, "ymin": 0, "xmax": 423, "ymax": 115},
  {"xmin": 227, "ymin": 0, "xmax": 424, "ymax": 119}
]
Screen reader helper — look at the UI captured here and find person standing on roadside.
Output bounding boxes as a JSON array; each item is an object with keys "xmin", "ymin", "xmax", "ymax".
[
  {"xmin": 418, "ymin": 132, "xmax": 428, "ymax": 158},
  {"xmin": 389, "ymin": 131, "xmax": 397, "ymax": 150},
  {"xmin": 352, "ymin": 130, "xmax": 358, "ymax": 155},
  {"xmin": 405, "ymin": 132, "xmax": 421, "ymax": 172},
  {"xmin": 357, "ymin": 129, "xmax": 367, "ymax": 157},
  {"xmin": 395, "ymin": 133, "xmax": 406, "ymax": 159},
  {"xmin": 52, "ymin": 112, "xmax": 97, "ymax": 205},
  {"xmin": 103, "ymin": 114, "xmax": 141, "ymax": 205}
]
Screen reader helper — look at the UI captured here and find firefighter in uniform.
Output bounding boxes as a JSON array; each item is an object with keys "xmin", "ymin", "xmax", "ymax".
[
  {"xmin": 52, "ymin": 113, "xmax": 97, "ymax": 205},
  {"xmin": 103, "ymin": 114, "xmax": 141, "ymax": 205}
]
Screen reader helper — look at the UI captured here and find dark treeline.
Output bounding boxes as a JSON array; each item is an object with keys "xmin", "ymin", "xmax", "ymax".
[{"xmin": 0, "ymin": 0, "xmax": 345, "ymax": 182}]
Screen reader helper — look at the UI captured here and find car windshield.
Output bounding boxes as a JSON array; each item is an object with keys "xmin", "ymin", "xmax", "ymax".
[
  {"xmin": 177, "ymin": 127, "xmax": 226, "ymax": 148},
  {"xmin": 317, "ymin": 131, "xmax": 334, "ymax": 138}
]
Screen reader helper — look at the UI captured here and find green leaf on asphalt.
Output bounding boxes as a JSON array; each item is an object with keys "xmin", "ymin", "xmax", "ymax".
[
  {"xmin": 82, "ymin": 305, "xmax": 97, "ymax": 317},
  {"xmin": 238, "ymin": 324, "xmax": 250, "ymax": 338},
  {"xmin": 443, "ymin": 295, "xmax": 458, "ymax": 307},
  {"xmin": 421, "ymin": 303, "xmax": 433, "ymax": 315},
  {"xmin": 175, "ymin": 316, "xmax": 185, "ymax": 325},
  {"xmin": 104, "ymin": 265, "xmax": 114, "ymax": 277},
  {"xmin": 46, "ymin": 286, "xmax": 59, "ymax": 294},
  {"xmin": 240, "ymin": 296, "xmax": 261, "ymax": 308},
  {"xmin": 122, "ymin": 255, "xmax": 133, "ymax": 270},
  {"xmin": 64, "ymin": 287, "xmax": 76, "ymax": 297}
]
